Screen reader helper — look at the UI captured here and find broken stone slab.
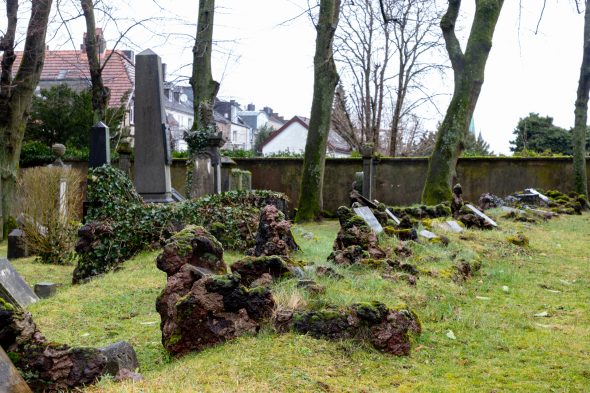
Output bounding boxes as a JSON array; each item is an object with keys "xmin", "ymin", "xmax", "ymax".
[
  {"xmin": 0, "ymin": 346, "xmax": 32, "ymax": 393},
  {"xmin": 0, "ymin": 258, "xmax": 39, "ymax": 308},
  {"xmin": 525, "ymin": 208, "xmax": 559, "ymax": 219},
  {"xmin": 465, "ymin": 204, "xmax": 498, "ymax": 227},
  {"xmin": 99, "ymin": 341, "xmax": 140, "ymax": 377},
  {"xmin": 501, "ymin": 206, "xmax": 526, "ymax": 214},
  {"xmin": 353, "ymin": 206, "xmax": 384, "ymax": 234},
  {"xmin": 34, "ymin": 282, "xmax": 58, "ymax": 299},
  {"xmin": 435, "ymin": 220, "xmax": 463, "ymax": 233}
]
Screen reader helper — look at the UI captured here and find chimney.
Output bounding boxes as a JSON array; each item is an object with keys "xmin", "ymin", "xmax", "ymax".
[
  {"xmin": 247, "ymin": 103, "xmax": 255, "ymax": 111},
  {"xmin": 81, "ymin": 28, "xmax": 107, "ymax": 55},
  {"xmin": 263, "ymin": 106, "xmax": 273, "ymax": 116}
]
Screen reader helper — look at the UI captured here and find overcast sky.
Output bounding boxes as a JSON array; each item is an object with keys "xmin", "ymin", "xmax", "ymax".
[{"xmin": 18, "ymin": 0, "xmax": 587, "ymax": 154}]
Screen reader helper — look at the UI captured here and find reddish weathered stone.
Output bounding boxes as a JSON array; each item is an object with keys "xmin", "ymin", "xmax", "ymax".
[{"xmin": 247, "ymin": 205, "xmax": 299, "ymax": 257}]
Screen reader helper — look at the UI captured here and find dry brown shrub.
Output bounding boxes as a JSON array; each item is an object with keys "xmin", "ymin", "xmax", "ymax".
[{"xmin": 17, "ymin": 167, "xmax": 84, "ymax": 264}]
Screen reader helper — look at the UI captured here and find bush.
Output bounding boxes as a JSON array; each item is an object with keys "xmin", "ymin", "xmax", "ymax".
[
  {"xmin": 19, "ymin": 141, "xmax": 53, "ymax": 167},
  {"xmin": 74, "ymin": 165, "xmax": 289, "ymax": 283},
  {"xmin": 221, "ymin": 149, "xmax": 258, "ymax": 158},
  {"xmin": 17, "ymin": 167, "xmax": 84, "ymax": 264}
]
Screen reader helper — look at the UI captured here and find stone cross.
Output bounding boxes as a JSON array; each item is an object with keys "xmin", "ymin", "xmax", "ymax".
[
  {"xmin": 133, "ymin": 49, "xmax": 173, "ymax": 203},
  {"xmin": 89, "ymin": 121, "xmax": 110, "ymax": 168}
]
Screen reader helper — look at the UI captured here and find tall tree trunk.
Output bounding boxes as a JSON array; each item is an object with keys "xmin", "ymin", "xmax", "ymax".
[
  {"xmin": 191, "ymin": 0, "xmax": 219, "ymax": 131},
  {"xmin": 295, "ymin": 0, "xmax": 341, "ymax": 222},
  {"xmin": 573, "ymin": 0, "xmax": 590, "ymax": 198},
  {"xmin": 421, "ymin": 0, "xmax": 503, "ymax": 204},
  {"xmin": 0, "ymin": 0, "xmax": 53, "ymax": 237},
  {"xmin": 81, "ymin": 0, "xmax": 110, "ymax": 122}
]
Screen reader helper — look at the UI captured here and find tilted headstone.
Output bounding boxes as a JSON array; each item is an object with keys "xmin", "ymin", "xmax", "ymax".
[
  {"xmin": 385, "ymin": 208, "xmax": 401, "ymax": 225},
  {"xmin": 525, "ymin": 188, "xmax": 550, "ymax": 203},
  {"xmin": 89, "ymin": 122, "xmax": 110, "ymax": 168},
  {"xmin": 466, "ymin": 204, "xmax": 498, "ymax": 227},
  {"xmin": 0, "ymin": 258, "xmax": 38, "ymax": 308},
  {"xmin": 435, "ymin": 220, "xmax": 463, "ymax": 233},
  {"xmin": 419, "ymin": 229, "xmax": 440, "ymax": 240},
  {"xmin": 0, "ymin": 346, "xmax": 33, "ymax": 393},
  {"xmin": 353, "ymin": 206, "xmax": 383, "ymax": 234},
  {"xmin": 8, "ymin": 229, "xmax": 29, "ymax": 259},
  {"xmin": 133, "ymin": 49, "xmax": 173, "ymax": 203}
]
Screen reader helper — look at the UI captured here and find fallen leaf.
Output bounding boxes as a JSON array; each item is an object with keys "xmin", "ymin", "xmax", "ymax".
[{"xmin": 446, "ymin": 330, "xmax": 456, "ymax": 340}]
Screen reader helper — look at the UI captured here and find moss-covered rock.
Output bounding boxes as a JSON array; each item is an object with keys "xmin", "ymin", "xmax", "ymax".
[
  {"xmin": 507, "ymin": 233, "xmax": 529, "ymax": 247},
  {"xmin": 230, "ymin": 255, "xmax": 292, "ymax": 286}
]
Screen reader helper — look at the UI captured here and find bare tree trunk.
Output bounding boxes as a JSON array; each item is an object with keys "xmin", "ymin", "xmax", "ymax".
[
  {"xmin": 0, "ymin": 0, "xmax": 53, "ymax": 237},
  {"xmin": 81, "ymin": 0, "xmax": 110, "ymax": 122},
  {"xmin": 573, "ymin": 0, "xmax": 590, "ymax": 198},
  {"xmin": 296, "ymin": 0, "xmax": 341, "ymax": 222},
  {"xmin": 421, "ymin": 0, "xmax": 503, "ymax": 204},
  {"xmin": 191, "ymin": 0, "xmax": 219, "ymax": 131}
]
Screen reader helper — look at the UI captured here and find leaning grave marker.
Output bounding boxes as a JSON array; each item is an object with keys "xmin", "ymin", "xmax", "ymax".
[
  {"xmin": 0, "ymin": 258, "xmax": 38, "ymax": 308},
  {"xmin": 353, "ymin": 206, "xmax": 384, "ymax": 234},
  {"xmin": 465, "ymin": 204, "xmax": 498, "ymax": 227}
]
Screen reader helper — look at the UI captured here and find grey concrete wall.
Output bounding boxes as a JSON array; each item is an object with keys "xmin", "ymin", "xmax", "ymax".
[{"xmin": 34, "ymin": 157, "xmax": 590, "ymax": 214}]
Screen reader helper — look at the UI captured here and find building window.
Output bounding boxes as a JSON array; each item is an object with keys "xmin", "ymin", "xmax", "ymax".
[{"xmin": 232, "ymin": 130, "xmax": 237, "ymax": 142}]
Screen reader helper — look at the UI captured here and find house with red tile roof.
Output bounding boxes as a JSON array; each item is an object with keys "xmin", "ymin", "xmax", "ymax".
[{"xmin": 13, "ymin": 29, "xmax": 135, "ymax": 131}]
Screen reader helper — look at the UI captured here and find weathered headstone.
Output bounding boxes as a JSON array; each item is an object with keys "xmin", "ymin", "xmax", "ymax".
[
  {"xmin": 353, "ymin": 206, "xmax": 384, "ymax": 234},
  {"xmin": 189, "ymin": 132, "xmax": 225, "ymax": 198},
  {"xmin": 7, "ymin": 229, "xmax": 29, "ymax": 259},
  {"xmin": 133, "ymin": 49, "xmax": 173, "ymax": 203},
  {"xmin": 230, "ymin": 168, "xmax": 243, "ymax": 191},
  {"xmin": 435, "ymin": 220, "xmax": 463, "ymax": 233},
  {"xmin": 525, "ymin": 188, "xmax": 550, "ymax": 203},
  {"xmin": 0, "ymin": 258, "xmax": 38, "ymax": 308},
  {"xmin": 466, "ymin": 204, "xmax": 498, "ymax": 227},
  {"xmin": 419, "ymin": 229, "xmax": 440, "ymax": 240},
  {"xmin": 0, "ymin": 346, "xmax": 32, "ymax": 393},
  {"xmin": 385, "ymin": 208, "xmax": 401, "ymax": 225},
  {"xmin": 34, "ymin": 282, "xmax": 58, "ymax": 299},
  {"xmin": 89, "ymin": 122, "xmax": 110, "ymax": 168}
]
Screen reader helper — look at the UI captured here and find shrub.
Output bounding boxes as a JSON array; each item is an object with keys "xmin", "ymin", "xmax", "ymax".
[
  {"xmin": 74, "ymin": 165, "xmax": 289, "ymax": 283},
  {"xmin": 19, "ymin": 141, "xmax": 53, "ymax": 167},
  {"xmin": 17, "ymin": 167, "xmax": 84, "ymax": 264}
]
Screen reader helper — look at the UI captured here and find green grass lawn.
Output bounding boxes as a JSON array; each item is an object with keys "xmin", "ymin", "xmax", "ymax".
[{"xmin": 4, "ymin": 213, "xmax": 590, "ymax": 392}]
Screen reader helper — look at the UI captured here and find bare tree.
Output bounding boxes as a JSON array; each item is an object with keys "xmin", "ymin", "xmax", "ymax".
[
  {"xmin": 336, "ymin": 0, "xmax": 392, "ymax": 150},
  {"xmin": 381, "ymin": 0, "xmax": 444, "ymax": 156},
  {"xmin": 331, "ymin": 83, "xmax": 361, "ymax": 150},
  {"xmin": 421, "ymin": 0, "xmax": 504, "ymax": 204},
  {"xmin": 573, "ymin": 0, "xmax": 590, "ymax": 198},
  {"xmin": 0, "ymin": 0, "xmax": 53, "ymax": 237},
  {"xmin": 296, "ymin": 0, "xmax": 342, "ymax": 222}
]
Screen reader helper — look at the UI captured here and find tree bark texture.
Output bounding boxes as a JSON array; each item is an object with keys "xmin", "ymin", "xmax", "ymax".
[
  {"xmin": 81, "ymin": 0, "xmax": 110, "ymax": 122},
  {"xmin": 191, "ymin": 0, "xmax": 219, "ymax": 131},
  {"xmin": 0, "ymin": 0, "xmax": 53, "ymax": 237},
  {"xmin": 421, "ymin": 0, "xmax": 503, "ymax": 204},
  {"xmin": 573, "ymin": 0, "xmax": 590, "ymax": 198},
  {"xmin": 295, "ymin": 0, "xmax": 342, "ymax": 222}
]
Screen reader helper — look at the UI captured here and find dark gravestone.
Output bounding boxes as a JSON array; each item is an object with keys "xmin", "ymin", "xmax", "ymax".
[
  {"xmin": 353, "ymin": 206, "xmax": 384, "ymax": 234},
  {"xmin": 34, "ymin": 282, "xmax": 58, "ymax": 299},
  {"xmin": 0, "ymin": 346, "xmax": 32, "ymax": 393},
  {"xmin": 99, "ymin": 341, "xmax": 140, "ymax": 376},
  {"xmin": 134, "ymin": 49, "xmax": 173, "ymax": 203},
  {"xmin": 89, "ymin": 122, "xmax": 110, "ymax": 168},
  {"xmin": 7, "ymin": 229, "xmax": 29, "ymax": 259},
  {"xmin": 0, "ymin": 258, "xmax": 39, "ymax": 308}
]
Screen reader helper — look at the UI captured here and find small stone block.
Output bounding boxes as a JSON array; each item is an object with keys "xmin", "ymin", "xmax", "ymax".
[
  {"xmin": 99, "ymin": 341, "xmax": 140, "ymax": 376},
  {"xmin": 34, "ymin": 282, "xmax": 58, "ymax": 299}
]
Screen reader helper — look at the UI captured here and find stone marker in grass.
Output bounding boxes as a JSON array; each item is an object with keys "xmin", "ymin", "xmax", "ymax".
[
  {"xmin": 0, "ymin": 258, "xmax": 38, "ymax": 308},
  {"xmin": 353, "ymin": 206, "xmax": 383, "ymax": 234}
]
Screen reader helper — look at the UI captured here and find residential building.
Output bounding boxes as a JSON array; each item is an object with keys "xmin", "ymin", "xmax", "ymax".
[
  {"xmin": 260, "ymin": 116, "xmax": 352, "ymax": 157},
  {"xmin": 214, "ymin": 99, "xmax": 253, "ymax": 150},
  {"xmin": 13, "ymin": 28, "xmax": 135, "ymax": 134},
  {"xmin": 163, "ymin": 83, "xmax": 193, "ymax": 151}
]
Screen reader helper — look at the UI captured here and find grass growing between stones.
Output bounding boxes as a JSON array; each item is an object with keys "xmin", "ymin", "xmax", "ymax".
[{"xmin": 4, "ymin": 212, "xmax": 590, "ymax": 392}]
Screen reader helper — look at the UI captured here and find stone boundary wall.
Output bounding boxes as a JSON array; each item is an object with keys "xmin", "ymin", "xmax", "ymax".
[{"xmin": 40, "ymin": 157, "xmax": 590, "ymax": 215}]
